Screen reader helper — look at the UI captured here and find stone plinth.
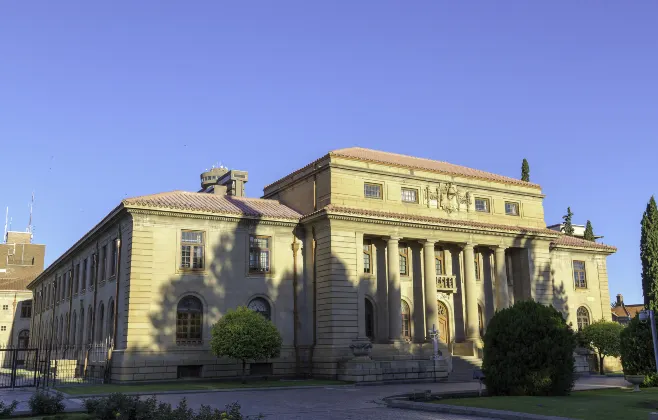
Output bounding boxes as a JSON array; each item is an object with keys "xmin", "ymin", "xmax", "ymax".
[{"xmin": 337, "ymin": 359, "xmax": 448, "ymax": 383}]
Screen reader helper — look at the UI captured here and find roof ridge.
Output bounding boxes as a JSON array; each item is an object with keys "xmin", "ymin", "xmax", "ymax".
[{"xmin": 331, "ymin": 146, "xmax": 454, "ymax": 166}]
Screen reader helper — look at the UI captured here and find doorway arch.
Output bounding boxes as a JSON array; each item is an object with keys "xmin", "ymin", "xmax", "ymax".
[{"xmin": 437, "ymin": 300, "xmax": 450, "ymax": 344}]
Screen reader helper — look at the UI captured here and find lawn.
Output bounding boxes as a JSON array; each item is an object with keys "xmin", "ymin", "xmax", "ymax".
[
  {"xmin": 56, "ymin": 379, "xmax": 349, "ymax": 396},
  {"xmin": 435, "ymin": 388, "xmax": 658, "ymax": 420}
]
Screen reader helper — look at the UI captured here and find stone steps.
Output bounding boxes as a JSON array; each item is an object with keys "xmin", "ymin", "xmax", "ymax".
[{"xmin": 447, "ymin": 355, "xmax": 482, "ymax": 382}]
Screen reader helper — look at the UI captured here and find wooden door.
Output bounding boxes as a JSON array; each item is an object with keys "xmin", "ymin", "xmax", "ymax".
[{"xmin": 437, "ymin": 301, "xmax": 450, "ymax": 344}]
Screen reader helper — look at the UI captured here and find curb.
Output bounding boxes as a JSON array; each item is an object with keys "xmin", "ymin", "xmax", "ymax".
[
  {"xmin": 56, "ymin": 384, "xmax": 356, "ymax": 398},
  {"xmin": 384, "ymin": 398, "xmax": 576, "ymax": 420}
]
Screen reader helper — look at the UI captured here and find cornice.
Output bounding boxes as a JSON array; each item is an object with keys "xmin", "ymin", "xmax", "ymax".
[{"xmin": 126, "ymin": 207, "xmax": 301, "ymax": 227}]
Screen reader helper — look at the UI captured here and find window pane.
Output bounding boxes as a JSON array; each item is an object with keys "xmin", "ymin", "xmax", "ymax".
[
  {"xmin": 475, "ymin": 199, "xmax": 489, "ymax": 212},
  {"xmin": 364, "ymin": 253, "xmax": 371, "ymax": 274},
  {"xmin": 364, "ymin": 183, "xmax": 382, "ymax": 199},
  {"xmin": 259, "ymin": 250, "xmax": 270, "ymax": 271},
  {"xmin": 505, "ymin": 202, "xmax": 519, "ymax": 215},
  {"xmin": 182, "ymin": 231, "xmax": 203, "ymax": 244},
  {"xmin": 181, "ymin": 245, "xmax": 191, "ymax": 268},
  {"xmin": 192, "ymin": 246, "xmax": 204, "ymax": 269},
  {"xmin": 401, "ymin": 188, "xmax": 417, "ymax": 203},
  {"xmin": 435, "ymin": 259, "xmax": 443, "ymax": 275},
  {"xmin": 399, "ymin": 255, "xmax": 407, "ymax": 275}
]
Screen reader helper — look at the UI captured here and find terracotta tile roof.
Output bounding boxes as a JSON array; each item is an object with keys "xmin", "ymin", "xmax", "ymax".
[
  {"xmin": 308, "ymin": 205, "xmax": 559, "ymax": 236},
  {"xmin": 612, "ymin": 304, "xmax": 644, "ymax": 319},
  {"xmin": 551, "ymin": 234, "xmax": 617, "ymax": 252},
  {"xmin": 0, "ymin": 277, "xmax": 34, "ymax": 291},
  {"xmin": 265, "ymin": 147, "xmax": 541, "ymax": 191},
  {"xmin": 123, "ymin": 191, "xmax": 302, "ymax": 220},
  {"xmin": 330, "ymin": 147, "xmax": 542, "ymax": 189}
]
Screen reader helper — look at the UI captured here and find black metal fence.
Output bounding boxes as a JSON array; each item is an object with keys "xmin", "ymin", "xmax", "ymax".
[{"xmin": 0, "ymin": 344, "xmax": 110, "ymax": 389}]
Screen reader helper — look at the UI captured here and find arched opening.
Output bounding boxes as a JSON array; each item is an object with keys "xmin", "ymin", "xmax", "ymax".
[
  {"xmin": 248, "ymin": 297, "xmax": 272, "ymax": 321},
  {"xmin": 17, "ymin": 330, "xmax": 29, "ymax": 349},
  {"xmin": 577, "ymin": 306, "xmax": 590, "ymax": 331},
  {"xmin": 97, "ymin": 302, "xmax": 105, "ymax": 344},
  {"xmin": 108, "ymin": 299, "xmax": 115, "ymax": 345},
  {"xmin": 365, "ymin": 298, "xmax": 375, "ymax": 341},
  {"xmin": 401, "ymin": 300, "xmax": 411, "ymax": 340},
  {"xmin": 176, "ymin": 296, "xmax": 203, "ymax": 345}
]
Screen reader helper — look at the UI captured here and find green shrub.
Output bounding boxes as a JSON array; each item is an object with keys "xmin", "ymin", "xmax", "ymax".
[
  {"xmin": 210, "ymin": 306, "xmax": 282, "ymax": 383},
  {"xmin": 83, "ymin": 394, "xmax": 259, "ymax": 420},
  {"xmin": 482, "ymin": 300, "xmax": 576, "ymax": 396},
  {"xmin": 0, "ymin": 400, "xmax": 18, "ymax": 418},
  {"xmin": 580, "ymin": 320, "xmax": 623, "ymax": 374},
  {"xmin": 28, "ymin": 391, "xmax": 65, "ymax": 415},
  {"xmin": 620, "ymin": 314, "xmax": 657, "ymax": 387}
]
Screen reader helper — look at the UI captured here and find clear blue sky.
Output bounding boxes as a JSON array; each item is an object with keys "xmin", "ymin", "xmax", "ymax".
[{"xmin": 1, "ymin": 2, "xmax": 656, "ymax": 305}]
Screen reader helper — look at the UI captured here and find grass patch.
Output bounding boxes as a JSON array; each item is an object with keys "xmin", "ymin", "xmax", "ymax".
[
  {"xmin": 56, "ymin": 379, "xmax": 349, "ymax": 396},
  {"xmin": 434, "ymin": 388, "xmax": 658, "ymax": 420}
]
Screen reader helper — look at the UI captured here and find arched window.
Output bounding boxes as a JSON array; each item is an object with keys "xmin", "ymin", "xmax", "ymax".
[
  {"xmin": 59, "ymin": 316, "xmax": 64, "ymax": 345},
  {"xmin": 107, "ymin": 299, "xmax": 115, "ymax": 345},
  {"xmin": 97, "ymin": 303, "xmax": 105, "ymax": 343},
  {"xmin": 71, "ymin": 311, "xmax": 77, "ymax": 346},
  {"xmin": 365, "ymin": 298, "xmax": 375, "ymax": 341},
  {"xmin": 401, "ymin": 300, "xmax": 411, "ymax": 340},
  {"xmin": 177, "ymin": 296, "xmax": 203, "ymax": 345},
  {"xmin": 87, "ymin": 305, "xmax": 93, "ymax": 344},
  {"xmin": 18, "ymin": 330, "xmax": 29, "ymax": 349},
  {"xmin": 248, "ymin": 297, "xmax": 272, "ymax": 321},
  {"xmin": 577, "ymin": 307, "xmax": 590, "ymax": 331},
  {"xmin": 79, "ymin": 308, "xmax": 84, "ymax": 347},
  {"xmin": 478, "ymin": 304, "xmax": 484, "ymax": 337}
]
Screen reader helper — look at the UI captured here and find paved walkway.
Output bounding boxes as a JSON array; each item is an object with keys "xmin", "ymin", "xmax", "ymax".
[{"xmin": 0, "ymin": 376, "xmax": 630, "ymax": 419}]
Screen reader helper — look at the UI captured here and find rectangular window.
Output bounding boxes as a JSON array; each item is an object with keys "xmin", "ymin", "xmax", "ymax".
[
  {"xmin": 2, "ymin": 305, "xmax": 7, "ymax": 311},
  {"xmin": 474, "ymin": 254, "xmax": 481, "ymax": 281},
  {"xmin": 475, "ymin": 198, "xmax": 490, "ymax": 213},
  {"xmin": 82, "ymin": 258, "xmax": 88, "ymax": 290},
  {"xmin": 90, "ymin": 255, "xmax": 96, "ymax": 287},
  {"xmin": 363, "ymin": 241, "xmax": 372, "ymax": 274},
  {"xmin": 67, "ymin": 270, "xmax": 72, "ymax": 298},
  {"xmin": 505, "ymin": 202, "xmax": 520, "ymax": 216},
  {"xmin": 181, "ymin": 231, "xmax": 205, "ymax": 270},
  {"xmin": 401, "ymin": 188, "xmax": 418, "ymax": 203},
  {"xmin": 74, "ymin": 263, "xmax": 80, "ymax": 293},
  {"xmin": 364, "ymin": 183, "xmax": 382, "ymax": 199},
  {"xmin": 435, "ymin": 249, "xmax": 444, "ymax": 275},
  {"xmin": 573, "ymin": 261, "xmax": 587, "ymax": 288},
  {"xmin": 101, "ymin": 245, "xmax": 107, "ymax": 280},
  {"xmin": 399, "ymin": 244, "xmax": 408, "ymax": 276},
  {"xmin": 1, "ymin": 326, "xmax": 5, "ymax": 332},
  {"xmin": 110, "ymin": 239, "xmax": 118, "ymax": 276},
  {"xmin": 20, "ymin": 301, "xmax": 32, "ymax": 318},
  {"xmin": 249, "ymin": 235, "xmax": 271, "ymax": 273}
]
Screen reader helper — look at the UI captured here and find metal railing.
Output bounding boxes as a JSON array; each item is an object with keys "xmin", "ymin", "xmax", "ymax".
[{"xmin": 436, "ymin": 275, "xmax": 457, "ymax": 292}]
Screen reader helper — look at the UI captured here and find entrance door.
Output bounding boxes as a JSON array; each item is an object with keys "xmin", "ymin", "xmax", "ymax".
[{"xmin": 437, "ymin": 301, "xmax": 450, "ymax": 344}]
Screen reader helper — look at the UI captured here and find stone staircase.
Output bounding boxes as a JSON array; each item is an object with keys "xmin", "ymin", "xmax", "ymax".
[{"xmin": 447, "ymin": 355, "xmax": 482, "ymax": 382}]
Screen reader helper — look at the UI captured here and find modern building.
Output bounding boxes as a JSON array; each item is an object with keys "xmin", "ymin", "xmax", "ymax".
[
  {"xmin": 547, "ymin": 223, "xmax": 603, "ymax": 241},
  {"xmin": 1, "ymin": 230, "xmax": 44, "ymax": 349},
  {"xmin": 611, "ymin": 294, "xmax": 643, "ymax": 325},
  {"xmin": 28, "ymin": 147, "xmax": 616, "ymax": 383}
]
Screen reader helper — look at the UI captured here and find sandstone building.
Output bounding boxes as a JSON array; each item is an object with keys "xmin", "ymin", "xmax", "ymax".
[{"xmin": 28, "ymin": 148, "xmax": 616, "ymax": 382}]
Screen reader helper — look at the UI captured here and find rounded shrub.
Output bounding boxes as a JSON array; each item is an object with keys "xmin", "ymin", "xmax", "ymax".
[
  {"xmin": 482, "ymin": 300, "xmax": 576, "ymax": 396},
  {"xmin": 620, "ymin": 314, "xmax": 658, "ymax": 387}
]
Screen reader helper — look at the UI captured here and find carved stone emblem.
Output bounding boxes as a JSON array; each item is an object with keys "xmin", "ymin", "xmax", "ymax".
[
  {"xmin": 439, "ymin": 183, "xmax": 472, "ymax": 213},
  {"xmin": 436, "ymin": 292, "xmax": 450, "ymax": 301}
]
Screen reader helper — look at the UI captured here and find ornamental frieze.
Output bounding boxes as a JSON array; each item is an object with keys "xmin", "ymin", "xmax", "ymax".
[{"xmin": 425, "ymin": 183, "xmax": 473, "ymax": 213}]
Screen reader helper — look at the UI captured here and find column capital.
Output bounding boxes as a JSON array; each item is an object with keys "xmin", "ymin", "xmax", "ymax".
[
  {"xmin": 462, "ymin": 242, "xmax": 476, "ymax": 251},
  {"xmin": 419, "ymin": 239, "xmax": 436, "ymax": 247},
  {"xmin": 495, "ymin": 245, "xmax": 508, "ymax": 254},
  {"xmin": 385, "ymin": 236, "xmax": 402, "ymax": 243}
]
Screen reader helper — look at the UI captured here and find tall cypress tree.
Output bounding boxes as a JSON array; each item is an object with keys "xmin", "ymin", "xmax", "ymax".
[
  {"xmin": 583, "ymin": 220, "xmax": 595, "ymax": 242},
  {"xmin": 562, "ymin": 207, "xmax": 575, "ymax": 236},
  {"xmin": 521, "ymin": 159, "xmax": 530, "ymax": 182},
  {"xmin": 641, "ymin": 196, "xmax": 658, "ymax": 311}
]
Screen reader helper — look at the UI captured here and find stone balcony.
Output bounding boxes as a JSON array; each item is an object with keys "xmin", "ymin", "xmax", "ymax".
[{"xmin": 436, "ymin": 275, "xmax": 457, "ymax": 293}]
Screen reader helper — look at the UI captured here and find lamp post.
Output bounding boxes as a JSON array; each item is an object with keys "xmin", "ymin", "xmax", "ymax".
[{"xmin": 639, "ymin": 310, "xmax": 658, "ymax": 374}]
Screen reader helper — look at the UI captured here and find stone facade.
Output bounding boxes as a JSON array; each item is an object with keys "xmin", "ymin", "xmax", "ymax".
[{"xmin": 28, "ymin": 147, "xmax": 616, "ymax": 382}]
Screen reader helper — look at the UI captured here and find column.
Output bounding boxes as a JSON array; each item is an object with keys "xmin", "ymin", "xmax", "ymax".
[
  {"xmin": 387, "ymin": 237, "xmax": 402, "ymax": 342},
  {"xmin": 463, "ymin": 243, "xmax": 480, "ymax": 341},
  {"xmin": 422, "ymin": 240, "xmax": 438, "ymax": 341},
  {"xmin": 303, "ymin": 229, "xmax": 315, "ymax": 345},
  {"xmin": 495, "ymin": 247, "xmax": 510, "ymax": 310},
  {"xmin": 355, "ymin": 232, "xmax": 367, "ymax": 340}
]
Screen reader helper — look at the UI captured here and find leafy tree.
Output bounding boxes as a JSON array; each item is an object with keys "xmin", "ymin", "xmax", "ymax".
[
  {"xmin": 580, "ymin": 320, "xmax": 623, "ymax": 375},
  {"xmin": 482, "ymin": 300, "xmax": 575, "ymax": 396},
  {"xmin": 562, "ymin": 207, "xmax": 575, "ymax": 236},
  {"xmin": 583, "ymin": 220, "xmax": 595, "ymax": 242},
  {"xmin": 210, "ymin": 306, "xmax": 282, "ymax": 383},
  {"xmin": 641, "ymin": 196, "xmax": 658, "ymax": 311},
  {"xmin": 620, "ymin": 315, "xmax": 658, "ymax": 387},
  {"xmin": 521, "ymin": 158, "xmax": 530, "ymax": 182}
]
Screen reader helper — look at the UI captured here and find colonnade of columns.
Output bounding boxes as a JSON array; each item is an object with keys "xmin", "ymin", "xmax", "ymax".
[{"xmin": 368, "ymin": 236, "xmax": 512, "ymax": 345}]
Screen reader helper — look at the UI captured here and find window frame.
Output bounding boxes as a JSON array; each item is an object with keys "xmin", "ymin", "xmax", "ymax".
[
  {"xmin": 363, "ymin": 240, "xmax": 372, "ymax": 274},
  {"xmin": 248, "ymin": 297, "xmax": 272, "ymax": 321},
  {"xmin": 474, "ymin": 252, "xmax": 481, "ymax": 281},
  {"xmin": 474, "ymin": 197, "xmax": 490, "ymax": 213},
  {"xmin": 505, "ymin": 201, "xmax": 520, "ymax": 216},
  {"xmin": 435, "ymin": 248, "xmax": 445, "ymax": 275},
  {"xmin": 399, "ymin": 243, "xmax": 409, "ymax": 276},
  {"xmin": 180, "ymin": 230, "xmax": 206, "ymax": 271},
  {"xmin": 573, "ymin": 260, "xmax": 587, "ymax": 289},
  {"xmin": 20, "ymin": 301, "xmax": 31, "ymax": 318},
  {"xmin": 364, "ymin": 182, "xmax": 383, "ymax": 200},
  {"xmin": 176, "ymin": 296, "xmax": 203, "ymax": 345},
  {"xmin": 249, "ymin": 235, "xmax": 272, "ymax": 274},
  {"xmin": 401, "ymin": 187, "xmax": 419, "ymax": 204},
  {"xmin": 577, "ymin": 306, "xmax": 590, "ymax": 330}
]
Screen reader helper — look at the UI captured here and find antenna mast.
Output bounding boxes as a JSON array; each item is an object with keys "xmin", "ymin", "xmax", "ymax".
[
  {"xmin": 27, "ymin": 192, "xmax": 34, "ymax": 237},
  {"xmin": 3, "ymin": 207, "xmax": 7, "ymax": 244}
]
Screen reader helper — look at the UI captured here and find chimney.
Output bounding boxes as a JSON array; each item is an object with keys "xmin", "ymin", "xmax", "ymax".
[{"xmin": 616, "ymin": 294, "xmax": 624, "ymax": 306}]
